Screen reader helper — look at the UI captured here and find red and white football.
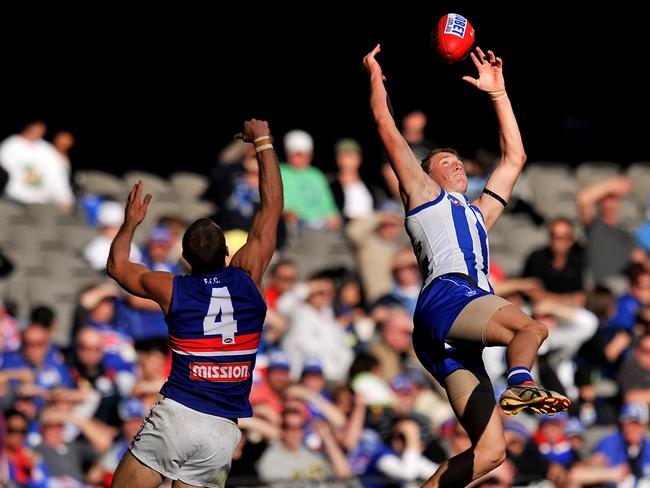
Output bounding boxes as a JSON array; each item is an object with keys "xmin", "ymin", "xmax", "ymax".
[{"xmin": 432, "ymin": 13, "xmax": 475, "ymax": 63}]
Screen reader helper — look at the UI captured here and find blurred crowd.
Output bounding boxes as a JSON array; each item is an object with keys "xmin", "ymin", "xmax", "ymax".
[{"xmin": 2, "ymin": 115, "xmax": 650, "ymax": 488}]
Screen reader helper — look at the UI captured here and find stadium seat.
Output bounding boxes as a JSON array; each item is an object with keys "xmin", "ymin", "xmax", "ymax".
[
  {"xmin": 524, "ymin": 162, "xmax": 578, "ymax": 221},
  {"xmin": 627, "ymin": 162, "xmax": 650, "ymax": 208},
  {"xmin": 170, "ymin": 172, "xmax": 210, "ymax": 201},
  {"xmin": 75, "ymin": 170, "xmax": 126, "ymax": 199},
  {"xmin": 575, "ymin": 161, "xmax": 621, "ymax": 188}
]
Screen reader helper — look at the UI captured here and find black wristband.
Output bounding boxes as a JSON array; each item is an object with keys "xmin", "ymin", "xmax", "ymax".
[{"xmin": 482, "ymin": 188, "xmax": 507, "ymax": 207}]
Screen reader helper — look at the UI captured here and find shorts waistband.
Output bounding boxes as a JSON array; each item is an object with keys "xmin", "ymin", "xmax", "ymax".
[{"xmin": 437, "ymin": 272, "xmax": 479, "ymax": 289}]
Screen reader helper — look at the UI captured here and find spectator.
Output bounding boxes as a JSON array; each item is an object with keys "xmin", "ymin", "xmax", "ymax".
[
  {"xmin": 379, "ymin": 110, "xmax": 436, "ymax": 203},
  {"xmin": 138, "ymin": 225, "xmax": 181, "ymax": 273},
  {"xmin": 609, "ymin": 263, "xmax": 650, "ymax": 333},
  {"xmin": 502, "ymin": 420, "xmax": 550, "ymax": 486},
  {"xmin": 2, "ymin": 324, "xmax": 74, "ymax": 403},
  {"xmin": 568, "ymin": 402, "xmax": 650, "ymax": 487},
  {"xmin": 91, "ymin": 397, "xmax": 147, "ymax": 486},
  {"xmin": 280, "ymin": 129, "xmax": 340, "ymax": 230},
  {"xmin": 533, "ymin": 300, "xmax": 598, "ymax": 399},
  {"xmin": 0, "ymin": 120, "xmax": 74, "ymax": 210},
  {"xmin": 263, "ymin": 259, "xmax": 298, "ymax": 311},
  {"xmin": 617, "ymin": 333, "xmax": 650, "ymax": 405},
  {"xmin": 278, "ymin": 274, "xmax": 353, "ymax": 382},
  {"xmin": 2, "ymin": 409, "xmax": 49, "ymax": 487},
  {"xmin": 83, "ymin": 200, "xmax": 142, "ymax": 271},
  {"xmin": 52, "ymin": 130, "xmax": 74, "ymax": 173},
  {"xmin": 347, "ymin": 202, "xmax": 407, "ymax": 302},
  {"xmin": 249, "ymin": 349, "xmax": 292, "ymax": 416},
  {"xmin": 363, "ymin": 418, "xmax": 438, "ymax": 488},
  {"xmin": 257, "ymin": 409, "xmax": 350, "ymax": 486},
  {"xmin": 533, "ymin": 412, "xmax": 578, "ymax": 471},
  {"xmin": 374, "ymin": 248, "xmax": 422, "ymax": 317},
  {"xmin": 328, "ymin": 138, "xmax": 375, "ymax": 221},
  {"xmin": 368, "ymin": 308, "xmax": 415, "ymax": 382},
  {"xmin": 33, "ymin": 405, "xmax": 111, "ymax": 486},
  {"xmin": 577, "ymin": 176, "xmax": 636, "ymax": 284},
  {"xmin": 522, "ymin": 217, "xmax": 586, "ymax": 304}
]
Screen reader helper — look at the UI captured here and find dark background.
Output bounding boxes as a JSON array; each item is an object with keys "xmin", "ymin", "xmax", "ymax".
[{"xmin": 2, "ymin": 3, "xmax": 647, "ymax": 179}]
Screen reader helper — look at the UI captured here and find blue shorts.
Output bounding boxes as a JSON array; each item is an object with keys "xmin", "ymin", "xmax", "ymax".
[{"xmin": 412, "ymin": 274, "xmax": 492, "ymax": 383}]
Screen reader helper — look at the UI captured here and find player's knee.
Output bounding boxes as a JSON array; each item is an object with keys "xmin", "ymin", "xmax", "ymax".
[
  {"xmin": 476, "ymin": 441, "xmax": 506, "ymax": 472},
  {"xmin": 525, "ymin": 320, "xmax": 548, "ymax": 343}
]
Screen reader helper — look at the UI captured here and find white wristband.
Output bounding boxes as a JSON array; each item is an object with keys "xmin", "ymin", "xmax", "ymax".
[
  {"xmin": 254, "ymin": 135, "xmax": 271, "ymax": 143},
  {"xmin": 255, "ymin": 143, "xmax": 273, "ymax": 153}
]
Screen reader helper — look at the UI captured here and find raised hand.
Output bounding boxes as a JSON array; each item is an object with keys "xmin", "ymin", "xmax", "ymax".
[
  {"xmin": 462, "ymin": 47, "xmax": 505, "ymax": 96},
  {"xmin": 363, "ymin": 44, "xmax": 385, "ymax": 80},
  {"xmin": 234, "ymin": 118, "xmax": 271, "ymax": 144},
  {"xmin": 124, "ymin": 180, "xmax": 152, "ymax": 229}
]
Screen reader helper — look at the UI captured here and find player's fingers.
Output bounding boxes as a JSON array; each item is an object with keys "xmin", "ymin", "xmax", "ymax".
[
  {"xmin": 234, "ymin": 132, "xmax": 243, "ymax": 140},
  {"xmin": 487, "ymin": 50, "xmax": 497, "ymax": 64},
  {"xmin": 476, "ymin": 47, "xmax": 487, "ymax": 63},
  {"xmin": 462, "ymin": 76, "xmax": 479, "ymax": 88},
  {"xmin": 469, "ymin": 52, "xmax": 481, "ymax": 69},
  {"xmin": 496, "ymin": 57, "xmax": 503, "ymax": 68}
]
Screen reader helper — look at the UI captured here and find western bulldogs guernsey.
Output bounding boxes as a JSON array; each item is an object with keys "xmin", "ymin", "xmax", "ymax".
[
  {"xmin": 160, "ymin": 266, "xmax": 267, "ymax": 418},
  {"xmin": 405, "ymin": 188, "xmax": 492, "ymax": 292}
]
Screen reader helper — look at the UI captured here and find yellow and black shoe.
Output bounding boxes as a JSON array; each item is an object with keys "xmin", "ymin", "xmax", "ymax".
[{"xmin": 499, "ymin": 383, "xmax": 571, "ymax": 416}]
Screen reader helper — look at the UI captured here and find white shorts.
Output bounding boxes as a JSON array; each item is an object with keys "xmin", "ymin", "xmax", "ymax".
[{"xmin": 130, "ymin": 397, "xmax": 241, "ymax": 488}]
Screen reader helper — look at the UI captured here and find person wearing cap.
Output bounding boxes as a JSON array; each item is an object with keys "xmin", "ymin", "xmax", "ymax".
[
  {"xmin": 532, "ymin": 412, "xmax": 581, "ymax": 486},
  {"xmin": 139, "ymin": 225, "xmax": 181, "ymax": 273},
  {"xmin": 249, "ymin": 349, "xmax": 292, "ymax": 416},
  {"xmin": 279, "ymin": 129, "xmax": 341, "ymax": 230},
  {"xmin": 501, "ymin": 420, "xmax": 550, "ymax": 486},
  {"xmin": 568, "ymin": 402, "xmax": 650, "ymax": 486},
  {"xmin": 83, "ymin": 200, "xmax": 142, "ymax": 271},
  {"xmin": 328, "ymin": 137, "xmax": 375, "ymax": 221}
]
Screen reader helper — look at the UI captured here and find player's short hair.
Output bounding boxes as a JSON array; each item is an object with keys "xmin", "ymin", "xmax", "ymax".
[
  {"xmin": 420, "ymin": 147, "xmax": 461, "ymax": 174},
  {"xmin": 182, "ymin": 218, "xmax": 227, "ymax": 274}
]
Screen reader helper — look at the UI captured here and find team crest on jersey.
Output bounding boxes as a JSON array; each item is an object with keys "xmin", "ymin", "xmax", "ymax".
[
  {"xmin": 189, "ymin": 361, "xmax": 251, "ymax": 382},
  {"xmin": 447, "ymin": 195, "xmax": 464, "ymax": 207}
]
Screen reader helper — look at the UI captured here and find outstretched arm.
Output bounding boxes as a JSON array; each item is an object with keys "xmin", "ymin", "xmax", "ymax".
[
  {"xmin": 465, "ymin": 48, "xmax": 527, "ymax": 230},
  {"xmin": 363, "ymin": 44, "xmax": 438, "ymax": 209},
  {"xmin": 106, "ymin": 181, "xmax": 173, "ymax": 314},
  {"xmin": 229, "ymin": 119, "xmax": 283, "ymax": 288}
]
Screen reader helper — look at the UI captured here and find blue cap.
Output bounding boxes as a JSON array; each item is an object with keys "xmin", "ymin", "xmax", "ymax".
[
  {"xmin": 620, "ymin": 402, "xmax": 649, "ymax": 423},
  {"xmin": 148, "ymin": 226, "xmax": 173, "ymax": 244},
  {"xmin": 565, "ymin": 417, "xmax": 585, "ymax": 437},
  {"xmin": 539, "ymin": 411, "xmax": 568, "ymax": 424},
  {"xmin": 268, "ymin": 349, "xmax": 291, "ymax": 370},
  {"xmin": 118, "ymin": 397, "xmax": 146, "ymax": 421},
  {"xmin": 391, "ymin": 374, "xmax": 416, "ymax": 393},
  {"xmin": 503, "ymin": 421, "xmax": 530, "ymax": 440},
  {"xmin": 301, "ymin": 355, "xmax": 323, "ymax": 375}
]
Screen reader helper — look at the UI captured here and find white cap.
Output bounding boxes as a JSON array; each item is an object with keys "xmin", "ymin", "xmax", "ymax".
[
  {"xmin": 283, "ymin": 129, "xmax": 313, "ymax": 154},
  {"xmin": 97, "ymin": 201, "xmax": 124, "ymax": 227}
]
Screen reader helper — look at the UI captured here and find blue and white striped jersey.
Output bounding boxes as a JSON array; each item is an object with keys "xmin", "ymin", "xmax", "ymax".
[{"xmin": 405, "ymin": 188, "xmax": 492, "ymax": 292}]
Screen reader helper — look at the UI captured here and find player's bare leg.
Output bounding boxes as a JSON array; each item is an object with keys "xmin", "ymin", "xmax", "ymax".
[
  {"xmin": 172, "ymin": 480, "xmax": 201, "ymax": 487},
  {"xmin": 112, "ymin": 451, "xmax": 164, "ymax": 488},
  {"xmin": 483, "ymin": 304, "xmax": 570, "ymax": 415},
  {"xmin": 423, "ymin": 371, "xmax": 506, "ymax": 487}
]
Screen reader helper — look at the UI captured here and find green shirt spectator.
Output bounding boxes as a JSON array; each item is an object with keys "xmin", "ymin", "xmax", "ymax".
[{"xmin": 281, "ymin": 129, "xmax": 341, "ymax": 230}]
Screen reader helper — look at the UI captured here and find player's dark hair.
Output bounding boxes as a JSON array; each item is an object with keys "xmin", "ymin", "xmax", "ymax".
[
  {"xmin": 182, "ymin": 218, "xmax": 228, "ymax": 274},
  {"xmin": 420, "ymin": 147, "xmax": 461, "ymax": 174}
]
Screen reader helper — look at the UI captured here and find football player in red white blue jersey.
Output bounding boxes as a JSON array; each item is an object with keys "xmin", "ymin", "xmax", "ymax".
[{"xmin": 107, "ymin": 119, "xmax": 282, "ymax": 488}]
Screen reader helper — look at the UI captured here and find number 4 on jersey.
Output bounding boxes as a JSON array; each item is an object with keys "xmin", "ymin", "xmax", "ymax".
[{"xmin": 203, "ymin": 287, "xmax": 238, "ymax": 344}]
